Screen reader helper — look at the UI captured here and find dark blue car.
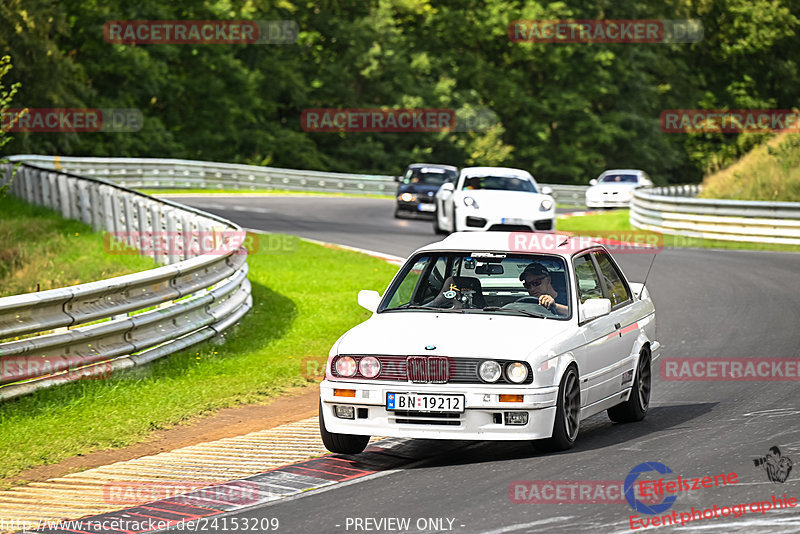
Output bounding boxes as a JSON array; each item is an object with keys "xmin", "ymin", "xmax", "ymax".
[{"xmin": 395, "ymin": 163, "xmax": 458, "ymax": 218}]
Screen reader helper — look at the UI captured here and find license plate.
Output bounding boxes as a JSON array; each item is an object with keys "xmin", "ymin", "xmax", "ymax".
[
  {"xmin": 501, "ymin": 217, "xmax": 527, "ymax": 225},
  {"xmin": 417, "ymin": 203, "xmax": 436, "ymax": 212},
  {"xmin": 386, "ymin": 393, "xmax": 464, "ymax": 413}
]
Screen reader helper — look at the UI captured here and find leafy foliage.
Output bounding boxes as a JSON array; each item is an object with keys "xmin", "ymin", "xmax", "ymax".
[{"xmin": 1, "ymin": 0, "xmax": 798, "ymax": 184}]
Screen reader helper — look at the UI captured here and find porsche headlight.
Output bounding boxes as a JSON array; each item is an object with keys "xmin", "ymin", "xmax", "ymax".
[
  {"xmin": 540, "ymin": 199, "xmax": 553, "ymax": 211},
  {"xmin": 463, "ymin": 196, "xmax": 479, "ymax": 209},
  {"xmin": 358, "ymin": 356, "xmax": 381, "ymax": 378},
  {"xmin": 479, "ymin": 360, "xmax": 502, "ymax": 382},
  {"xmin": 334, "ymin": 356, "xmax": 357, "ymax": 377},
  {"xmin": 506, "ymin": 362, "xmax": 529, "ymax": 384},
  {"xmin": 399, "ymin": 193, "xmax": 414, "ymax": 202}
]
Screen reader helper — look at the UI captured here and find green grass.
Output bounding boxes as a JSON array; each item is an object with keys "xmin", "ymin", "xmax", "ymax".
[
  {"xmin": 557, "ymin": 209, "xmax": 800, "ymax": 252},
  {"xmin": 0, "ymin": 232, "xmax": 399, "ymax": 484},
  {"xmin": 0, "ymin": 195, "xmax": 155, "ymax": 298},
  {"xmin": 699, "ymin": 133, "xmax": 800, "ymax": 202},
  {"xmin": 138, "ymin": 188, "xmax": 394, "ymax": 199}
]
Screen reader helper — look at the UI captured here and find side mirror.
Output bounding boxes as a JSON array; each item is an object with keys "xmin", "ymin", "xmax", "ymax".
[
  {"xmin": 395, "ymin": 175, "xmax": 405, "ymax": 182},
  {"xmin": 589, "ymin": 179, "xmax": 598, "ymax": 186},
  {"xmin": 580, "ymin": 298, "xmax": 611, "ymax": 322},
  {"xmin": 540, "ymin": 185, "xmax": 552, "ymax": 196},
  {"xmin": 358, "ymin": 290, "xmax": 381, "ymax": 312},
  {"xmin": 439, "ymin": 182, "xmax": 455, "ymax": 194}
]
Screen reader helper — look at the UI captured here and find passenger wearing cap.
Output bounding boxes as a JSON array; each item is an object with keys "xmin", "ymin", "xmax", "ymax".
[{"xmin": 519, "ymin": 263, "xmax": 568, "ymax": 316}]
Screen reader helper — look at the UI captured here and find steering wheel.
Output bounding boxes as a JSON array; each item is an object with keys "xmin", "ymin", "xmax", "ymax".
[{"xmin": 503, "ymin": 296, "xmax": 552, "ymax": 313}]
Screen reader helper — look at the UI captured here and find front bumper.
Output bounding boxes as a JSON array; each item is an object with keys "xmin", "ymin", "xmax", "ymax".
[
  {"xmin": 455, "ymin": 211, "xmax": 555, "ymax": 232},
  {"xmin": 320, "ymin": 380, "xmax": 558, "ymax": 440},
  {"xmin": 585, "ymin": 197, "xmax": 632, "ymax": 208},
  {"xmin": 396, "ymin": 198, "xmax": 436, "ymax": 214}
]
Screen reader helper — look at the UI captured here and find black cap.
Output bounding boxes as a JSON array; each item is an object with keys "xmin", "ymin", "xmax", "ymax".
[{"xmin": 519, "ymin": 262, "xmax": 550, "ymax": 281}]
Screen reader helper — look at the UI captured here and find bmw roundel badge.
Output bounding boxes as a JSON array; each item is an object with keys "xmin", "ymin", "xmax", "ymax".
[{"xmin": 425, "ymin": 345, "xmax": 436, "ymax": 350}]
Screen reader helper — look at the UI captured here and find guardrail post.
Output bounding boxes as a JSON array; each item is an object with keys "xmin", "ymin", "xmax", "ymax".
[
  {"xmin": 77, "ymin": 181, "xmax": 91, "ymax": 225},
  {"xmin": 149, "ymin": 202, "xmax": 165, "ymax": 265},
  {"xmin": 122, "ymin": 192, "xmax": 136, "ymax": 247},
  {"xmin": 57, "ymin": 174, "xmax": 71, "ymax": 219},
  {"xmin": 182, "ymin": 213, "xmax": 196, "ymax": 258},
  {"xmin": 165, "ymin": 208, "xmax": 180, "ymax": 264},
  {"xmin": 88, "ymin": 183, "xmax": 102, "ymax": 232}
]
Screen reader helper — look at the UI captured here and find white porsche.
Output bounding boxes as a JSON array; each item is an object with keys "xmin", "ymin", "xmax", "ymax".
[
  {"xmin": 433, "ymin": 167, "xmax": 555, "ymax": 234},
  {"xmin": 319, "ymin": 232, "xmax": 660, "ymax": 454},
  {"xmin": 585, "ymin": 169, "xmax": 653, "ymax": 208}
]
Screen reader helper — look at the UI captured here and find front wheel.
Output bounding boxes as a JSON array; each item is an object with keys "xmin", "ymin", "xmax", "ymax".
[
  {"xmin": 607, "ymin": 349, "xmax": 651, "ymax": 423},
  {"xmin": 319, "ymin": 401, "xmax": 369, "ymax": 454},
  {"xmin": 541, "ymin": 365, "xmax": 580, "ymax": 451}
]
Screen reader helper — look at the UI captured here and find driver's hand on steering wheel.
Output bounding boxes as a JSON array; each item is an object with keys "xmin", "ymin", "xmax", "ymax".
[{"xmin": 538, "ymin": 294, "xmax": 555, "ymax": 310}]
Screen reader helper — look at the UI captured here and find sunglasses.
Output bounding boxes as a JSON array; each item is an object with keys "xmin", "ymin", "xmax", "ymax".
[{"xmin": 523, "ymin": 276, "xmax": 547, "ymax": 288}]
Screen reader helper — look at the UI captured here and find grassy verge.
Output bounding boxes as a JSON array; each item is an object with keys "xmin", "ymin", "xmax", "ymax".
[
  {"xmin": 557, "ymin": 209, "xmax": 800, "ymax": 252},
  {"xmin": 0, "ymin": 232, "xmax": 398, "ymax": 484},
  {"xmin": 139, "ymin": 188, "xmax": 395, "ymax": 199},
  {"xmin": 699, "ymin": 133, "xmax": 800, "ymax": 202},
  {"xmin": 0, "ymin": 195, "xmax": 155, "ymax": 298}
]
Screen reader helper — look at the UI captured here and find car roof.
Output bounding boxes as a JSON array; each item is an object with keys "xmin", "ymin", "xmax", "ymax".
[
  {"xmin": 598, "ymin": 169, "xmax": 645, "ymax": 175},
  {"xmin": 460, "ymin": 166, "xmax": 534, "ymax": 179},
  {"xmin": 414, "ymin": 232, "xmax": 602, "ymax": 257},
  {"xmin": 406, "ymin": 163, "xmax": 458, "ymax": 171}
]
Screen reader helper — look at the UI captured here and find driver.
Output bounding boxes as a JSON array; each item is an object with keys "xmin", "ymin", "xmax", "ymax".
[{"xmin": 519, "ymin": 263, "xmax": 568, "ymax": 316}]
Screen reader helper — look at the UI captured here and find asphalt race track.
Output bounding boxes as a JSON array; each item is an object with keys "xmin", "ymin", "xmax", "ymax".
[{"xmin": 165, "ymin": 195, "xmax": 800, "ymax": 533}]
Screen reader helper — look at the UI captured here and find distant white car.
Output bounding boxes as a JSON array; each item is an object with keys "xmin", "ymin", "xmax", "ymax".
[
  {"xmin": 319, "ymin": 232, "xmax": 660, "ymax": 454},
  {"xmin": 433, "ymin": 167, "xmax": 555, "ymax": 234},
  {"xmin": 585, "ymin": 169, "xmax": 653, "ymax": 208}
]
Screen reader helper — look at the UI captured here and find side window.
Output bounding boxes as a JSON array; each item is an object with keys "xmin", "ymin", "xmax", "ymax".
[
  {"xmin": 593, "ymin": 252, "xmax": 631, "ymax": 307},
  {"xmin": 387, "ymin": 257, "xmax": 428, "ymax": 308},
  {"xmin": 573, "ymin": 255, "xmax": 603, "ymax": 303}
]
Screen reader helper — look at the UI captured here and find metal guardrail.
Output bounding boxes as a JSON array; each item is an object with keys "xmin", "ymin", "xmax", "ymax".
[
  {"xmin": 0, "ymin": 163, "xmax": 252, "ymax": 401},
  {"xmin": 631, "ymin": 185, "xmax": 800, "ymax": 245},
  {"xmin": 7, "ymin": 155, "xmax": 589, "ymax": 205}
]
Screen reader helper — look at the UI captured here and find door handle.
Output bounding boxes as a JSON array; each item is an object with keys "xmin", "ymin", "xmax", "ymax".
[{"xmin": 614, "ymin": 322, "xmax": 621, "ymax": 329}]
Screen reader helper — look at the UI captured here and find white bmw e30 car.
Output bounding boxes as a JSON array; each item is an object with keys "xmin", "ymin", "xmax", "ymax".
[
  {"xmin": 433, "ymin": 167, "xmax": 555, "ymax": 234},
  {"xmin": 319, "ymin": 232, "xmax": 660, "ymax": 454}
]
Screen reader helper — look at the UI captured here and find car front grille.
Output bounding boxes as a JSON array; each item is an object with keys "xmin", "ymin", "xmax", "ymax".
[{"xmin": 331, "ymin": 355, "xmax": 533, "ymax": 384}]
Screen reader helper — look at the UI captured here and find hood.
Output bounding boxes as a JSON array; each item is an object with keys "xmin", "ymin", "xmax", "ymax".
[
  {"xmin": 456, "ymin": 189, "xmax": 551, "ymax": 213},
  {"xmin": 336, "ymin": 311, "xmax": 573, "ymax": 361}
]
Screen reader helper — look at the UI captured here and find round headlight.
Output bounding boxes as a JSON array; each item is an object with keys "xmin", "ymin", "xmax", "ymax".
[
  {"xmin": 335, "ymin": 356, "xmax": 357, "ymax": 377},
  {"xmin": 463, "ymin": 196, "xmax": 478, "ymax": 208},
  {"xmin": 479, "ymin": 360, "xmax": 502, "ymax": 382},
  {"xmin": 400, "ymin": 193, "xmax": 414, "ymax": 202},
  {"xmin": 540, "ymin": 199, "xmax": 553, "ymax": 211},
  {"xmin": 359, "ymin": 356, "xmax": 381, "ymax": 378},
  {"xmin": 506, "ymin": 362, "xmax": 529, "ymax": 383}
]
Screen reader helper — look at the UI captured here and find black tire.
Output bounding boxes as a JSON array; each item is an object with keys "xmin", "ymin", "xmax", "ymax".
[
  {"xmin": 542, "ymin": 365, "xmax": 580, "ymax": 451},
  {"xmin": 318, "ymin": 401, "xmax": 369, "ymax": 454},
  {"xmin": 607, "ymin": 348, "xmax": 651, "ymax": 423}
]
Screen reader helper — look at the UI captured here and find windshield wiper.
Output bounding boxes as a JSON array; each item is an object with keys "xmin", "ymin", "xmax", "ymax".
[
  {"xmin": 387, "ymin": 304, "xmax": 460, "ymax": 312},
  {"xmin": 481, "ymin": 306, "xmax": 548, "ymax": 319}
]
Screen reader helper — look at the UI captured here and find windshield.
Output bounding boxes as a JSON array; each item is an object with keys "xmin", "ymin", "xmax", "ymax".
[
  {"xmin": 381, "ymin": 253, "xmax": 570, "ymax": 320},
  {"xmin": 403, "ymin": 167, "xmax": 457, "ymax": 185},
  {"xmin": 599, "ymin": 174, "xmax": 639, "ymax": 183},
  {"xmin": 461, "ymin": 175, "xmax": 537, "ymax": 192}
]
